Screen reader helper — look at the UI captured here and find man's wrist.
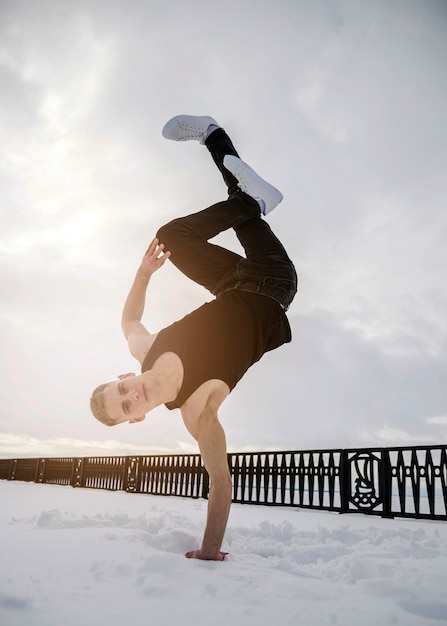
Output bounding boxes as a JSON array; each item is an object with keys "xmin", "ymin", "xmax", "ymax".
[{"xmin": 136, "ymin": 266, "xmax": 152, "ymax": 281}]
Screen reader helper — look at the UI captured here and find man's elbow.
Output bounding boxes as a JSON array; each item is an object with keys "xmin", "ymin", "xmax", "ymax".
[{"xmin": 121, "ymin": 318, "xmax": 131, "ymax": 340}]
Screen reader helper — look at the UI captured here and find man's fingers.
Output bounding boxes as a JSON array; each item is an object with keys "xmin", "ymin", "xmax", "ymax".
[
  {"xmin": 144, "ymin": 238, "xmax": 170, "ymax": 261},
  {"xmin": 152, "ymin": 249, "xmax": 171, "ymax": 267},
  {"xmin": 154, "ymin": 243, "xmax": 166, "ymax": 258},
  {"xmin": 158, "ymin": 249, "xmax": 171, "ymax": 262},
  {"xmin": 144, "ymin": 237, "xmax": 163, "ymax": 256},
  {"xmin": 144, "ymin": 238, "xmax": 158, "ymax": 256},
  {"xmin": 141, "ymin": 238, "xmax": 170, "ymax": 276}
]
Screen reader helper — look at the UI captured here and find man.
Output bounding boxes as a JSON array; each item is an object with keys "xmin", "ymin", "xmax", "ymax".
[{"xmin": 90, "ymin": 115, "xmax": 297, "ymax": 560}]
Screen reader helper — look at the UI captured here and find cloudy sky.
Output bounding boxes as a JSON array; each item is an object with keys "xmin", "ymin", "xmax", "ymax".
[{"xmin": 1, "ymin": 0, "xmax": 446, "ymax": 459}]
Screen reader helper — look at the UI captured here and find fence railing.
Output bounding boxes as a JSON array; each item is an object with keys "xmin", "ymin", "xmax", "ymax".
[{"xmin": 1, "ymin": 445, "xmax": 446, "ymax": 521}]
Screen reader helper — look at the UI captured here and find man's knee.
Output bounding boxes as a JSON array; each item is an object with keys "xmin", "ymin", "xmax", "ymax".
[
  {"xmin": 156, "ymin": 222, "xmax": 172, "ymax": 245},
  {"xmin": 156, "ymin": 218, "xmax": 187, "ymax": 249}
]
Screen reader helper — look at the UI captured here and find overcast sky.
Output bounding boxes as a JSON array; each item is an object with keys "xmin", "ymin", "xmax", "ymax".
[{"xmin": 1, "ymin": 0, "xmax": 446, "ymax": 459}]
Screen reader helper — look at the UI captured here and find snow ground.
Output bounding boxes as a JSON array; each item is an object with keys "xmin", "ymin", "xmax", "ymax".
[{"xmin": 1, "ymin": 481, "xmax": 446, "ymax": 626}]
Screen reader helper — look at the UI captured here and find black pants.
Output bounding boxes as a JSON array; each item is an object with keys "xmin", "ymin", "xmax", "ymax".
[{"xmin": 157, "ymin": 128, "xmax": 297, "ymax": 311}]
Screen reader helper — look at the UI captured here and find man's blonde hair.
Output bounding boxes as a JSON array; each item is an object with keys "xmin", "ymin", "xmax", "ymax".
[{"xmin": 90, "ymin": 383, "xmax": 115, "ymax": 426}]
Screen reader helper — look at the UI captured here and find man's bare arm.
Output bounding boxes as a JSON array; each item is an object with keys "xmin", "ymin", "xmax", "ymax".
[
  {"xmin": 121, "ymin": 237, "xmax": 170, "ymax": 340},
  {"xmin": 186, "ymin": 405, "xmax": 232, "ymax": 560},
  {"xmin": 181, "ymin": 383, "xmax": 232, "ymax": 561}
]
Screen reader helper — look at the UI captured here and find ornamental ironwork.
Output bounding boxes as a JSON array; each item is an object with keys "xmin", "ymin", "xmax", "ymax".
[
  {"xmin": 1, "ymin": 445, "xmax": 446, "ymax": 521},
  {"xmin": 348, "ymin": 451, "xmax": 381, "ymax": 510}
]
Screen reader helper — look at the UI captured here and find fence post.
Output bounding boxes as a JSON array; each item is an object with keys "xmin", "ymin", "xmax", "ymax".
[
  {"xmin": 8, "ymin": 459, "xmax": 17, "ymax": 481},
  {"xmin": 201, "ymin": 463, "xmax": 210, "ymax": 499},
  {"xmin": 71, "ymin": 458, "xmax": 85, "ymax": 488},
  {"xmin": 35, "ymin": 458, "xmax": 46, "ymax": 483},
  {"xmin": 380, "ymin": 449, "xmax": 393, "ymax": 518},
  {"xmin": 124, "ymin": 457, "xmax": 140, "ymax": 493},
  {"xmin": 339, "ymin": 450, "xmax": 350, "ymax": 513}
]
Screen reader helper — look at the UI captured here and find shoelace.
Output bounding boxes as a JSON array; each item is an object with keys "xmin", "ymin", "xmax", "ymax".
[{"xmin": 181, "ymin": 123, "xmax": 204, "ymax": 139}]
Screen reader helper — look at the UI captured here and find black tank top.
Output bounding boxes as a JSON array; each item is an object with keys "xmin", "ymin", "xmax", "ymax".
[{"xmin": 141, "ymin": 290, "xmax": 291, "ymax": 410}]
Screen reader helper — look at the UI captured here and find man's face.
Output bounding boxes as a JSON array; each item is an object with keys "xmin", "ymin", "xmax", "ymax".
[{"xmin": 103, "ymin": 373, "xmax": 149, "ymax": 425}]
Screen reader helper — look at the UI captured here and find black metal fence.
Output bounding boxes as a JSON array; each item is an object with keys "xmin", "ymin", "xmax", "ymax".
[{"xmin": 1, "ymin": 445, "xmax": 446, "ymax": 521}]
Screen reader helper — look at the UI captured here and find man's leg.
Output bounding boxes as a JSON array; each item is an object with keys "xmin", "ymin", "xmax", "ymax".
[
  {"xmin": 205, "ymin": 125, "xmax": 297, "ymax": 308},
  {"xmin": 162, "ymin": 115, "xmax": 283, "ymax": 214},
  {"xmin": 156, "ymin": 193, "xmax": 259, "ymax": 295},
  {"xmin": 158, "ymin": 116, "xmax": 261, "ymax": 293},
  {"xmin": 231, "ymin": 217, "xmax": 298, "ymax": 310},
  {"xmin": 204, "ymin": 127, "xmax": 241, "ymax": 194},
  {"xmin": 159, "ymin": 115, "xmax": 296, "ymax": 305},
  {"xmin": 206, "ymin": 130, "xmax": 284, "ymax": 216}
]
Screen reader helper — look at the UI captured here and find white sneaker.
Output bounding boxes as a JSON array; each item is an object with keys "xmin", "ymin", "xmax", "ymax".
[
  {"xmin": 162, "ymin": 115, "xmax": 219, "ymax": 144},
  {"xmin": 223, "ymin": 155, "xmax": 283, "ymax": 215}
]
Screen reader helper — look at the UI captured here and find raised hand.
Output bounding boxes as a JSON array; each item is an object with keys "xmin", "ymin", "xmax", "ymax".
[{"xmin": 140, "ymin": 237, "xmax": 171, "ymax": 276}]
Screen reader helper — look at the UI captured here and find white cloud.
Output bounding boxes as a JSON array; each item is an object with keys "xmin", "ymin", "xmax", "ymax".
[
  {"xmin": 0, "ymin": 0, "xmax": 446, "ymax": 460},
  {"xmin": 368, "ymin": 426, "xmax": 422, "ymax": 444},
  {"xmin": 426, "ymin": 416, "xmax": 447, "ymax": 426},
  {"xmin": 0, "ymin": 432, "xmax": 197, "ymax": 459}
]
